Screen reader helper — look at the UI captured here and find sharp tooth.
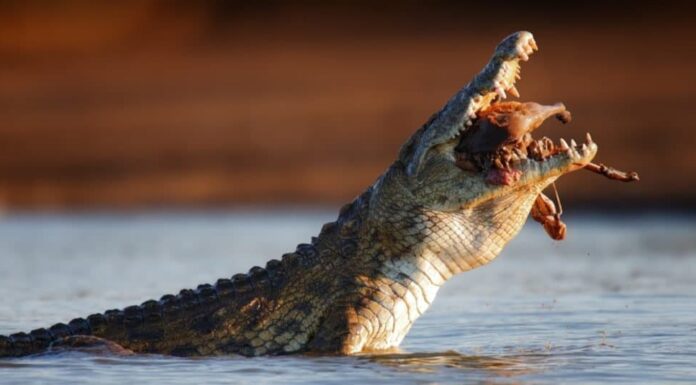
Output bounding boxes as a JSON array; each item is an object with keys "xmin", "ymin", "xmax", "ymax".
[
  {"xmin": 513, "ymin": 148, "xmax": 525, "ymax": 158},
  {"xmin": 570, "ymin": 139, "xmax": 577, "ymax": 148},
  {"xmin": 510, "ymin": 153, "xmax": 519, "ymax": 161},
  {"xmin": 519, "ymin": 51, "xmax": 529, "ymax": 61},
  {"xmin": 529, "ymin": 39, "xmax": 538, "ymax": 51},
  {"xmin": 559, "ymin": 138, "xmax": 569, "ymax": 150},
  {"xmin": 465, "ymin": 120, "xmax": 473, "ymax": 127},
  {"xmin": 468, "ymin": 110, "xmax": 477, "ymax": 119},
  {"xmin": 586, "ymin": 132, "xmax": 593, "ymax": 143},
  {"xmin": 581, "ymin": 143, "xmax": 588, "ymax": 153},
  {"xmin": 494, "ymin": 85, "xmax": 507, "ymax": 99},
  {"xmin": 508, "ymin": 85, "xmax": 520, "ymax": 98}
]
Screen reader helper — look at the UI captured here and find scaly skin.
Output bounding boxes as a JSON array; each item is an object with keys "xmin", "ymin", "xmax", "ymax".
[{"xmin": 0, "ymin": 31, "xmax": 598, "ymax": 358}]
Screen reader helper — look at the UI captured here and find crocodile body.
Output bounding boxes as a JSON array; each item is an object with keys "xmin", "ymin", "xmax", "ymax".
[{"xmin": 0, "ymin": 31, "xmax": 599, "ymax": 358}]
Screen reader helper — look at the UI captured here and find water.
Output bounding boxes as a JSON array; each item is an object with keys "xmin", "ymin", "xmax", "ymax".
[{"xmin": 1, "ymin": 210, "xmax": 695, "ymax": 384}]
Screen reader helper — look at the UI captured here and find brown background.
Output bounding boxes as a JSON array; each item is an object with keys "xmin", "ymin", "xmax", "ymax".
[{"xmin": 0, "ymin": 1, "xmax": 694, "ymax": 210}]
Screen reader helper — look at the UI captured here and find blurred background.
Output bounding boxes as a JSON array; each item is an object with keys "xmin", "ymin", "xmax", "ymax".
[
  {"xmin": 2, "ymin": 4, "xmax": 696, "ymax": 382},
  {"xmin": 0, "ymin": 0, "xmax": 694, "ymax": 211}
]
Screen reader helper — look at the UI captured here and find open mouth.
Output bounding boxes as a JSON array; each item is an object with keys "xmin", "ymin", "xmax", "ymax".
[
  {"xmin": 454, "ymin": 100, "xmax": 598, "ymax": 186},
  {"xmin": 455, "ymin": 110, "xmax": 599, "ymax": 186},
  {"xmin": 444, "ymin": 31, "xmax": 637, "ymax": 240},
  {"xmin": 449, "ymin": 32, "xmax": 598, "ymax": 186}
]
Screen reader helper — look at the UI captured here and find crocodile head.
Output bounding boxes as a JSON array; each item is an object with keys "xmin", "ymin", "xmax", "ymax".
[
  {"xmin": 395, "ymin": 31, "xmax": 596, "ymax": 215},
  {"xmin": 360, "ymin": 31, "xmax": 599, "ymax": 297}
]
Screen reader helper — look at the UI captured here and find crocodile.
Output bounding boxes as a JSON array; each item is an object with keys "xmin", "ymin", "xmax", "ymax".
[{"xmin": 0, "ymin": 31, "xmax": 601, "ymax": 358}]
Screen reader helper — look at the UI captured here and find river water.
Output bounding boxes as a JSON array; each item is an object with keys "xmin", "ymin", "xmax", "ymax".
[{"xmin": 0, "ymin": 211, "xmax": 694, "ymax": 384}]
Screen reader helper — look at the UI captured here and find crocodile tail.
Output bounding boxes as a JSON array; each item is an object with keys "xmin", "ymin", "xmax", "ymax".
[
  {"xmin": 0, "ymin": 238, "xmax": 321, "ymax": 358},
  {"xmin": 0, "ymin": 316, "xmax": 97, "ymax": 358},
  {"xmin": 0, "ymin": 262, "xmax": 283, "ymax": 358}
]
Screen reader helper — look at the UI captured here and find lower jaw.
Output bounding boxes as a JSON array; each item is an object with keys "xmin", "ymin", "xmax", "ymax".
[{"xmin": 482, "ymin": 148, "xmax": 596, "ymax": 187}]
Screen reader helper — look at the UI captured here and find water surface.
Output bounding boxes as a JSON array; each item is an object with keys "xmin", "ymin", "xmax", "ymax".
[{"xmin": 1, "ymin": 211, "xmax": 695, "ymax": 384}]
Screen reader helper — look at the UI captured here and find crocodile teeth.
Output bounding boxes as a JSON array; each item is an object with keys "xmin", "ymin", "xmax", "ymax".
[
  {"xmin": 581, "ymin": 143, "xmax": 588, "ymax": 153},
  {"xmin": 586, "ymin": 132, "xmax": 593, "ymax": 143},
  {"xmin": 519, "ymin": 52, "xmax": 529, "ymax": 62},
  {"xmin": 508, "ymin": 85, "xmax": 520, "ymax": 98},
  {"xmin": 570, "ymin": 139, "xmax": 577, "ymax": 148},
  {"xmin": 559, "ymin": 138, "xmax": 569, "ymax": 150},
  {"xmin": 529, "ymin": 39, "xmax": 538, "ymax": 51}
]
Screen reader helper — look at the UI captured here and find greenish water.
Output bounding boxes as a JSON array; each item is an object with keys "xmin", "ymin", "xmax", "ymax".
[{"xmin": 1, "ymin": 211, "xmax": 695, "ymax": 384}]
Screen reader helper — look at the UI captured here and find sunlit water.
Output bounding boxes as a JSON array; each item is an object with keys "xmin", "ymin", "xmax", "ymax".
[{"xmin": 1, "ymin": 210, "xmax": 695, "ymax": 384}]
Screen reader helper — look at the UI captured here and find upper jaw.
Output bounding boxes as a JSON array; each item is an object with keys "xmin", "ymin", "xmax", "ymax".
[
  {"xmin": 472, "ymin": 31, "xmax": 537, "ymax": 105},
  {"xmin": 405, "ymin": 31, "xmax": 538, "ymax": 176}
]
